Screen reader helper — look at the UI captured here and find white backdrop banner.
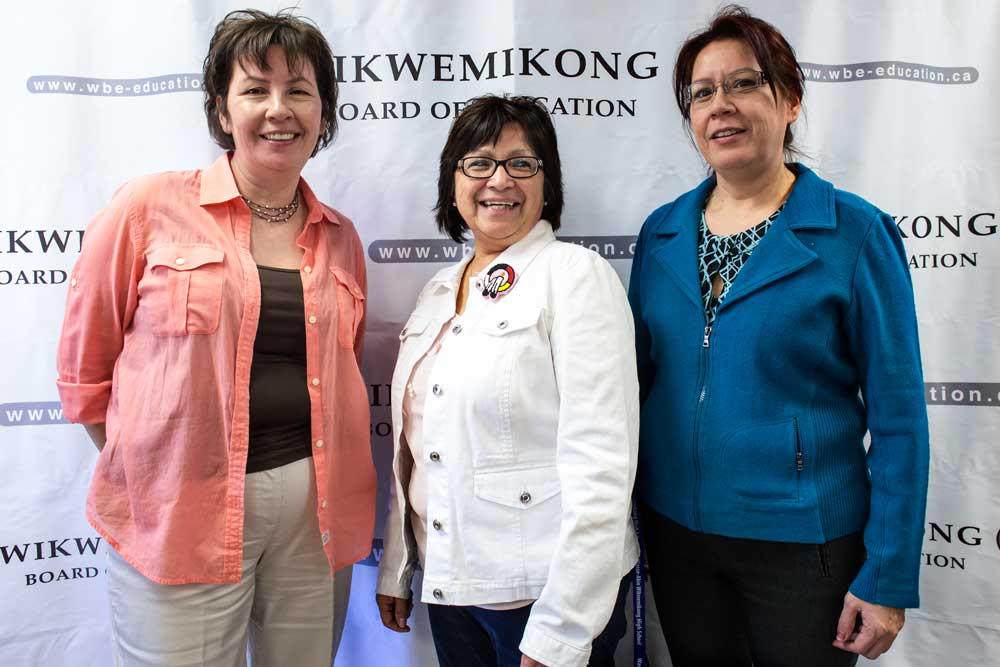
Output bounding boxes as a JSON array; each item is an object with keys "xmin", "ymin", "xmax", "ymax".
[{"xmin": 2, "ymin": 1, "xmax": 997, "ymax": 665}]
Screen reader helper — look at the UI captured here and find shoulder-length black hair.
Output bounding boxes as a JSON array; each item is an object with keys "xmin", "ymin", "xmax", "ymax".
[{"xmin": 434, "ymin": 95, "xmax": 564, "ymax": 243}]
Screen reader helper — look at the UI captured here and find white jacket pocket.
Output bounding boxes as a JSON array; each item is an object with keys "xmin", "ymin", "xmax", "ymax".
[{"xmin": 467, "ymin": 465, "xmax": 561, "ymax": 582}]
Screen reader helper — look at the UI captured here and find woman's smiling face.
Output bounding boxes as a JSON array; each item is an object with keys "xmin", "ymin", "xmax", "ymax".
[
  {"xmin": 454, "ymin": 123, "xmax": 545, "ymax": 256},
  {"xmin": 689, "ymin": 39, "xmax": 800, "ymax": 178},
  {"xmin": 220, "ymin": 44, "xmax": 323, "ymax": 181}
]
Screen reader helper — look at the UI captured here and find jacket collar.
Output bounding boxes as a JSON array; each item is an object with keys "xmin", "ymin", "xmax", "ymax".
[
  {"xmin": 648, "ymin": 164, "xmax": 833, "ymax": 310},
  {"xmin": 429, "ymin": 219, "xmax": 557, "ymax": 293},
  {"xmin": 198, "ymin": 152, "xmax": 340, "ymax": 226},
  {"xmin": 649, "ymin": 163, "xmax": 836, "ymax": 237}
]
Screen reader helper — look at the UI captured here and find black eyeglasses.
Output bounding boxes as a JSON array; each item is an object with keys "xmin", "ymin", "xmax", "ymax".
[
  {"xmin": 685, "ymin": 69, "xmax": 768, "ymax": 108},
  {"xmin": 456, "ymin": 156, "xmax": 543, "ymax": 179}
]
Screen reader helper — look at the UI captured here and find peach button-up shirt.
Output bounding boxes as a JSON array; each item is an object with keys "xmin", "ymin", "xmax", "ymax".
[{"xmin": 56, "ymin": 154, "xmax": 375, "ymax": 584}]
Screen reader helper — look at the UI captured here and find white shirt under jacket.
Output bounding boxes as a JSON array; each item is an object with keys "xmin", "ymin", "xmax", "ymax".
[{"xmin": 376, "ymin": 221, "xmax": 640, "ymax": 667}]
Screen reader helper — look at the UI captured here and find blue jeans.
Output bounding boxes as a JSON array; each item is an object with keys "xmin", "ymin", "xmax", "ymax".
[
  {"xmin": 641, "ymin": 504, "xmax": 864, "ymax": 667},
  {"xmin": 427, "ymin": 574, "xmax": 631, "ymax": 667}
]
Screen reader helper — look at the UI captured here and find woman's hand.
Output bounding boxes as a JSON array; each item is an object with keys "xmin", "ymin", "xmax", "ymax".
[
  {"xmin": 520, "ymin": 654, "xmax": 549, "ymax": 667},
  {"xmin": 832, "ymin": 591, "xmax": 905, "ymax": 659},
  {"xmin": 375, "ymin": 593, "xmax": 413, "ymax": 632}
]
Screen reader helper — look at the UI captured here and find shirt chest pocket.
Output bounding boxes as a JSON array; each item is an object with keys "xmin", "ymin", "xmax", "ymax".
[
  {"xmin": 398, "ymin": 314, "xmax": 433, "ymax": 348},
  {"xmin": 476, "ymin": 307, "xmax": 545, "ymax": 348},
  {"xmin": 474, "ymin": 307, "xmax": 547, "ymax": 391},
  {"xmin": 141, "ymin": 244, "xmax": 225, "ymax": 336},
  {"xmin": 472, "ymin": 307, "xmax": 547, "ymax": 460},
  {"xmin": 330, "ymin": 266, "xmax": 365, "ymax": 348},
  {"xmin": 391, "ymin": 314, "xmax": 435, "ymax": 392}
]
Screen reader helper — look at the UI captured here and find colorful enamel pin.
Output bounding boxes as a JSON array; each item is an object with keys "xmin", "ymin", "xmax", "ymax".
[{"xmin": 481, "ymin": 263, "xmax": 516, "ymax": 300}]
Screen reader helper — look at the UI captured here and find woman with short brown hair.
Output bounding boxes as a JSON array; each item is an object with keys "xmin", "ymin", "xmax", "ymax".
[{"xmin": 57, "ymin": 10, "xmax": 372, "ymax": 665}]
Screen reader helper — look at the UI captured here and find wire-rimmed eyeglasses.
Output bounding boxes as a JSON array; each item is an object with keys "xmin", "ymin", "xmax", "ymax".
[
  {"xmin": 456, "ymin": 156, "xmax": 543, "ymax": 179},
  {"xmin": 685, "ymin": 69, "xmax": 768, "ymax": 108}
]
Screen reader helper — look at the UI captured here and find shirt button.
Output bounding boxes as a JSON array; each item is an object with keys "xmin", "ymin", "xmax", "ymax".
[
  {"xmin": 308, "ymin": 315, "xmax": 317, "ymax": 324},
  {"xmin": 321, "ymin": 530, "xmax": 330, "ymax": 545},
  {"xmin": 174, "ymin": 257, "xmax": 186, "ymax": 266},
  {"xmin": 311, "ymin": 377, "xmax": 320, "ymax": 386},
  {"xmin": 432, "ymin": 589, "xmax": 444, "ymax": 600},
  {"xmin": 429, "ymin": 451, "xmax": 441, "ymax": 462},
  {"xmin": 432, "ymin": 519, "xmax": 443, "ymax": 531},
  {"xmin": 497, "ymin": 320, "xmax": 508, "ymax": 330},
  {"xmin": 400, "ymin": 328, "xmax": 408, "ymax": 336},
  {"xmin": 432, "ymin": 384, "xmax": 442, "ymax": 396},
  {"xmin": 451, "ymin": 324, "xmax": 463, "ymax": 334},
  {"xmin": 315, "ymin": 439, "xmax": 324, "ymax": 448},
  {"xmin": 303, "ymin": 265, "xmax": 312, "ymax": 273},
  {"xmin": 70, "ymin": 278, "xmax": 78, "ymax": 287},
  {"xmin": 321, "ymin": 500, "xmax": 328, "ymax": 509},
  {"xmin": 519, "ymin": 492, "xmax": 532, "ymax": 504}
]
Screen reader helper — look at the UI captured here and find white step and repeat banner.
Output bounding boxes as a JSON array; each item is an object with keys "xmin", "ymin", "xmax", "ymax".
[{"xmin": 2, "ymin": 1, "xmax": 997, "ymax": 665}]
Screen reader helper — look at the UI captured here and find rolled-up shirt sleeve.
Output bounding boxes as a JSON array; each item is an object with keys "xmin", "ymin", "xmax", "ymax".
[{"xmin": 57, "ymin": 182, "xmax": 143, "ymax": 424}]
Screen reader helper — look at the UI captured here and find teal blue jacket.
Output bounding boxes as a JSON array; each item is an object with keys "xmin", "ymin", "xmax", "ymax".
[{"xmin": 629, "ymin": 164, "xmax": 929, "ymax": 607}]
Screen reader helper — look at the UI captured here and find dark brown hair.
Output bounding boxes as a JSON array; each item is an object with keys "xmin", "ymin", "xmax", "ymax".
[
  {"xmin": 673, "ymin": 4, "xmax": 805, "ymax": 157},
  {"xmin": 434, "ymin": 95, "xmax": 564, "ymax": 243},
  {"xmin": 202, "ymin": 9, "xmax": 338, "ymax": 155}
]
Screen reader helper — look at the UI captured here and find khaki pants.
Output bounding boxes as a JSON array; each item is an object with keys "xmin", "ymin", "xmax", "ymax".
[{"xmin": 106, "ymin": 457, "xmax": 352, "ymax": 666}]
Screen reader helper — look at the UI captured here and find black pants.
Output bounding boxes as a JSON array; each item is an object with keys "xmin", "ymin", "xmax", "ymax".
[
  {"xmin": 427, "ymin": 573, "xmax": 630, "ymax": 667},
  {"xmin": 641, "ymin": 504, "xmax": 864, "ymax": 667}
]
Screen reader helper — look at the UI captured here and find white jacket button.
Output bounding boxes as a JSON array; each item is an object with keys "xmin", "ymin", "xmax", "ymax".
[
  {"xmin": 429, "ymin": 451, "xmax": 441, "ymax": 462},
  {"xmin": 432, "ymin": 519, "xmax": 443, "ymax": 531},
  {"xmin": 519, "ymin": 492, "xmax": 531, "ymax": 504},
  {"xmin": 432, "ymin": 384, "xmax": 442, "ymax": 396},
  {"xmin": 433, "ymin": 588, "xmax": 444, "ymax": 599},
  {"xmin": 497, "ymin": 320, "xmax": 508, "ymax": 330}
]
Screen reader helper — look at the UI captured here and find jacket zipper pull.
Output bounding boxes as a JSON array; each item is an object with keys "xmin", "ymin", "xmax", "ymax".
[
  {"xmin": 702, "ymin": 325, "xmax": 712, "ymax": 348},
  {"xmin": 796, "ymin": 451, "xmax": 804, "ymax": 472}
]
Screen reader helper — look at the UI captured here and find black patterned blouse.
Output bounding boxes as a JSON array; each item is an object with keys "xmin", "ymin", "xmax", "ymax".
[{"xmin": 698, "ymin": 205, "xmax": 784, "ymax": 325}]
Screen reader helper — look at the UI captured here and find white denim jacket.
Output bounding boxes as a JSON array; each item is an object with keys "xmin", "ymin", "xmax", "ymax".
[{"xmin": 376, "ymin": 221, "xmax": 640, "ymax": 667}]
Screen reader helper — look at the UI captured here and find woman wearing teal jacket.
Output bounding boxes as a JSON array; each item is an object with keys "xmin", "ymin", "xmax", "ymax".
[{"xmin": 628, "ymin": 7, "xmax": 928, "ymax": 667}]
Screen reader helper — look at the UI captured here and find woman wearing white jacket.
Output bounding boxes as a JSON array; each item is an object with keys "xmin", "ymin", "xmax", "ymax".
[{"xmin": 375, "ymin": 95, "xmax": 639, "ymax": 667}]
